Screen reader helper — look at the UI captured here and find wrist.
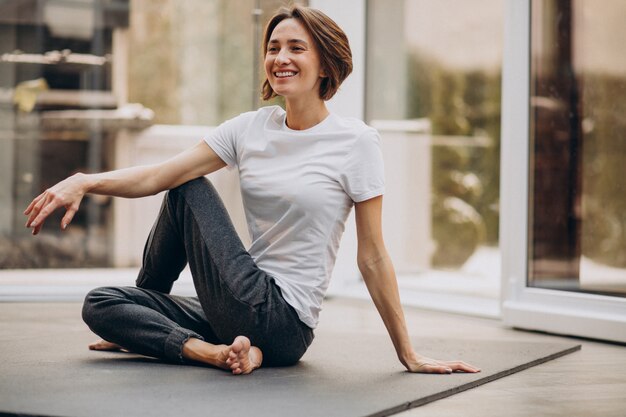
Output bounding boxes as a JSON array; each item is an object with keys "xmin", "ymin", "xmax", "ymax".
[
  {"xmin": 73, "ymin": 172, "xmax": 93, "ymax": 193},
  {"xmin": 398, "ymin": 347, "xmax": 418, "ymax": 365}
]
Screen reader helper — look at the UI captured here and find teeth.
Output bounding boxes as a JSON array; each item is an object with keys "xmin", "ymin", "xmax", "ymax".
[{"xmin": 275, "ymin": 71, "xmax": 296, "ymax": 77}]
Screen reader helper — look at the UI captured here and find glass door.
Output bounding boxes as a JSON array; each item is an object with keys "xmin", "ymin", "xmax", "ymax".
[
  {"xmin": 326, "ymin": 0, "xmax": 504, "ymax": 318},
  {"xmin": 501, "ymin": 0, "xmax": 626, "ymax": 343}
]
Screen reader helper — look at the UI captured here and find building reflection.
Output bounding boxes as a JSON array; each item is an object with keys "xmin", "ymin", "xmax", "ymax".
[{"xmin": 529, "ymin": 0, "xmax": 626, "ymax": 296}]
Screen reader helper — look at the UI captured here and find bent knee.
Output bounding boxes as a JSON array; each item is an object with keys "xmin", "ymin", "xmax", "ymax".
[
  {"xmin": 81, "ymin": 286, "xmax": 124, "ymax": 326},
  {"xmin": 169, "ymin": 177, "xmax": 213, "ymax": 196},
  {"xmin": 168, "ymin": 177, "xmax": 217, "ymax": 203},
  {"xmin": 83, "ymin": 286, "xmax": 122, "ymax": 305}
]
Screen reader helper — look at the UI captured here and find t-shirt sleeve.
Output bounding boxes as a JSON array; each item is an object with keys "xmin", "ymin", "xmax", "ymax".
[
  {"xmin": 339, "ymin": 128, "xmax": 386, "ymax": 202},
  {"xmin": 203, "ymin": 112, "xmax": 253, "ymax": 167}
]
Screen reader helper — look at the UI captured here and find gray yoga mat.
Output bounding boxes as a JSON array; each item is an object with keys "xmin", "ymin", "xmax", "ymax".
[{"xmin": 0, "ymin": 303, "xmax": 580, "ymax": 417}]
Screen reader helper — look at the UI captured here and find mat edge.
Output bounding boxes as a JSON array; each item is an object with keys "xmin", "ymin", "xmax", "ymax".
[{"xmin": 367, "ymin": 344, "xmax": 582, "ymax": 417}]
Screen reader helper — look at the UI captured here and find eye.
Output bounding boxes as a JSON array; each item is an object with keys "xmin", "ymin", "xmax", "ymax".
[{"xmin": 291, "ymin": 46, "xmax": 305, "ymax": 52}]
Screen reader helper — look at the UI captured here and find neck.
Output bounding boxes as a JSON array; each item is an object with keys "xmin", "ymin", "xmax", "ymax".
[{"xmin": 284, "ymin": 98, "xmax": 329, "ymax": 130}]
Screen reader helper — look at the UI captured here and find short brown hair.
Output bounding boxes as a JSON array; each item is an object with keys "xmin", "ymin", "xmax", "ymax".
[{"xmin": 261, "ymin": 5, "xmax": 353, "ymax": 101}]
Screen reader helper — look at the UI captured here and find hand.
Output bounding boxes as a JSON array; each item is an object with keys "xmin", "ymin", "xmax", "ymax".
[
  {"xmin": 24, "ymin": 173, "xmax": 88, "ymax": 235},
  {"xmin": 402, "ymin": 352, "xmax": 481, "ymax": 374}
]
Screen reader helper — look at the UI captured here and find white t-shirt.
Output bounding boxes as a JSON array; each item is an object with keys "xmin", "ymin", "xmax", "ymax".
[{"xmin": 204, "ymin": 106, "xmax": 385, "ymax": 328}]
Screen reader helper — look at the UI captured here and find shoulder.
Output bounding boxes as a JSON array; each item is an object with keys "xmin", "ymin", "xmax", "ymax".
[
  {"xmin": 331, "ymin": 114, "xmax": 375, "ymax": 133},
  {"xmin": 250, "ymin": 105, "xmax": 283, "ymax": 118},
  {"xmin": 221, "ymin": 105, "xmax": 283, "ymax": 128},
  {"xmin": 253, "ymin": 105, "xmax": 285, "ymax": 124},
  {"xmin": 329, "ymin": 114, "xmax": 380, "ymax": 144}
]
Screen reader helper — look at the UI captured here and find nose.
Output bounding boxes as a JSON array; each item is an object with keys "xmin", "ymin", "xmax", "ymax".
[{"xmin": 275, "ymin": 49, "xmax": 290, "ymax": 65}]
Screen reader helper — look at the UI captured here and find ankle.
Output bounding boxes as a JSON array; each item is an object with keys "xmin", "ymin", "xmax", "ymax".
[{"xmin": 182, "ymin": 338, "xmax": 226, "ymax": 366}]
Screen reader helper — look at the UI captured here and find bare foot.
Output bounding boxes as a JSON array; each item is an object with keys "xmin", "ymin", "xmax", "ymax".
[
  {"xmin": 224, "ymin": 336, "xmax": 263, "ymax": 375},
  {"xmin": 88, "ymin": 339, "xmax": 127, "ymax": 352},
  {"xmin": 183, "ymin": 336, "xmax": 262, "ymax": 375}
]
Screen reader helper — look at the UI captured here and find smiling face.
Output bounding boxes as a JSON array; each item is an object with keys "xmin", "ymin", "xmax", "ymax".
[{"xmin": 264, "ymin": 18, "xmax": 325, "ymax": 103}]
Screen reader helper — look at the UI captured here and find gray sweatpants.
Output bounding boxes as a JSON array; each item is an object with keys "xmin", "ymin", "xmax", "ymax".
[{"xmin": 82, "ymin": 177, "xmax": 314, "ymax": 366}]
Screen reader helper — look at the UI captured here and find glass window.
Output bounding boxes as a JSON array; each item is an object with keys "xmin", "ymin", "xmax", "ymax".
[
  {"xmin": 127, "ymin": 0, "xmax": 293, "ymax": 126},
  {"xmin": 1, "ymin": 0, "xmax": 125, "ymax": 268},
  {"xmin": 0, "ymin": 0, "xmax": 300, "ymax": 269},
  {"xmin": 365, "ymin": 0, "xmax": 503, "ymax": 300},
  {"xmin": 529, "ymin": 0, "xmax": 626, "ymax": 296}
]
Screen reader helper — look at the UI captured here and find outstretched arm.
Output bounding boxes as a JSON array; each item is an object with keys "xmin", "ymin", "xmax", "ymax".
[
  {"xmin": 24, "ymin": 141, "xmax": 225, "ymax": 235},
  {"xmin": 354, "ymin": 196, "xmax": 480, "ymax": 374}
]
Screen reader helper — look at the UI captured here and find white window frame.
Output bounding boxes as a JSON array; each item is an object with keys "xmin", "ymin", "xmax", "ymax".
[{"xmin": 500, "ymin": 0, "xmax": 626, "ymax": 343}]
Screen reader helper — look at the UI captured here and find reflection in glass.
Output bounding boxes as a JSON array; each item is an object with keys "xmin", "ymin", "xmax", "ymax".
[
  {"xmin": 0, "ymin": 0, "xmax": 300, "ymax": 269},
  {"xmin": 366, "ymin": 0, "xmax": 502, "ymax": 295},
  {"xmin": 0, "ymin": 1, "xmax": 125, "ymax": 268},
  {"xmin": 529, "ymin": 0, "xmax": 626, "ymax": 296}
]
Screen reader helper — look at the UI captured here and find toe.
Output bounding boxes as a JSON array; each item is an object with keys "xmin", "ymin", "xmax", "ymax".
[{"xmin": 230, "ymin": 339, "xmax": 242, "ymax": 354}]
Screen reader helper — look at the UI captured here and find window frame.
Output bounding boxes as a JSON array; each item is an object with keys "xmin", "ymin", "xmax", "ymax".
[{"xmin": 500, "ymin": 0, "xmax": 626, "ymax": 343}]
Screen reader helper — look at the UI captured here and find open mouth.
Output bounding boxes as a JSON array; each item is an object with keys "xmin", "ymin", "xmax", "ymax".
[{"xmin": 274, "ymin": 71, "xmax": 297, "ymax": 78}]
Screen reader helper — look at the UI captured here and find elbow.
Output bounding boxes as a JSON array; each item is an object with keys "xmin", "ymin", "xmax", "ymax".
[
  {"xmin": 144, "ymin": 176, "xmax": 163, "ymax": 196},
  {"xmin": 146, "ymin": 164, "xmax": 173, "ymax": 195},
  {"xmin": 357, "ymin": 251, "xmax": 388, "ymax": 275}
]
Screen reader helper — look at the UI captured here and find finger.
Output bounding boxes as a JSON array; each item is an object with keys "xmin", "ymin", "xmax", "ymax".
[
  {"xmin": 445, "ymin": 360, "xmax": 481, "ymax": 371},
  {"xmin": 24, "ymin": 193, "xmax": 45, "ymax": 215},
  {"xmin": 421, "ymin": 364, "xmax": 453, "ymax": 374},
  {"xmin": 25, "ymin": 197, "xmax": 43, "ymax": 226},
  {"xmin": 61, "ymin": 206, "xmax": 78, "ymax": 230},
  {"xmin": 30, "ymin": 199, "xmax": 59, "ymax": 231},
  {"xmin": 445, "ymin": 361, "xmax": 481, "ymax": 373},
  {"xmin": 32, "ymin": 220, "xmax": 46, "ymax": 235},
  {"xmin": 26, "ymin": 193, "xmax": 51, "ymax": 227}
]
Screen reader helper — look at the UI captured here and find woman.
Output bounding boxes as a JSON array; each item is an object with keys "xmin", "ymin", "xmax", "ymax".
[{"xmin": 24, "ymin": 5, "xmax": 480, "ymax": 376}]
